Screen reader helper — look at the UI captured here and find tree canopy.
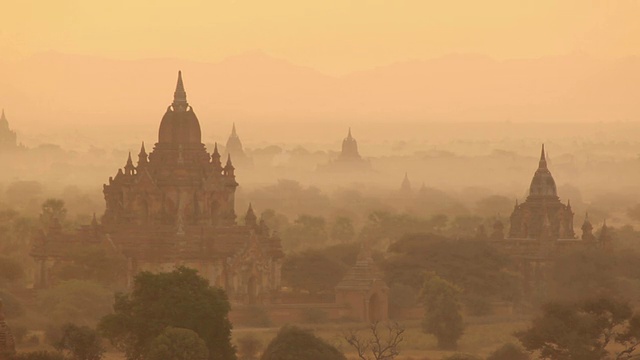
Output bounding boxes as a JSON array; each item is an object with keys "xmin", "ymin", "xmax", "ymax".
[
  {"xmin": 516, "ymin": 297, "xmax": 640, "ymax": 360},
  {"xmin": 260, "ymin": 326, "xmax": 345, "ymax": 360},
  {"xmin": 420, "ymin": 273, "xmax": 465, "ymax": 350},
  {"xmin": 99, "ymin": 267, "xmax": 235, "ymax": 360},
  {"xmin": 385, "ymin": 233, "xmax": 521, "ymax": 313},
  {"xmin": 146, "ymin": 327, "xmax": 209, "ymax": 360}
]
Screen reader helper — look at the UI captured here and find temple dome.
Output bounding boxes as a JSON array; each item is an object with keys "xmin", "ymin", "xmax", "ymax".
[
  {"xmin": 157, "ymin": 71, "xmax": 202, "ymax": 145},
  {"xmin": 528, "ymin": 145, "xmax": 558, "ymax": 198}
]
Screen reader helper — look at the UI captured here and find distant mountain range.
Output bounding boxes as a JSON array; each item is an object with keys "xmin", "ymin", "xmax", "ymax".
[{"xmin": 1, "ymin": 51, "xmax": 639, "ymax": 132}]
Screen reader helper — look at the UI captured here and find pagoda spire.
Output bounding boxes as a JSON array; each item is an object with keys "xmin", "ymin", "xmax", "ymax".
[
  {"xmin": 224, "ymin": 154, "xmax": 235, "ymax": 176},
  {"xmin": 347, "ymin": 127, "xmax": 353, "ymax": 139},
  {"xmin": 245, "ymin": 203, "xmax": 257, "ymax": 226},
  {"xmin": 172, "ymin": 70, "xmax": 188, "ymax": 109},
  {"xmin": 124, "ymin": 152, "xmax": 135, "ymax": 175},
  {"xmin": 137, "ymin": 142, "xmax": 148, "ymax": 166},
  {"xmin": 231, "ymin": 123, "xmax": 237, "ymax": 137},
  {"xmin": 0, "ymin": 109, "xmax": 7, "ymax": 128},
  {"xmin": 538, "ymin": 144, "xmax": 547, "ymax": 169}
]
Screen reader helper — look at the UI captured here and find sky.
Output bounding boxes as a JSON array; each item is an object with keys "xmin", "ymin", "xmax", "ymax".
[{"xmin": 3, "ymin": 0, "xmax": 640, "ymax": 74}]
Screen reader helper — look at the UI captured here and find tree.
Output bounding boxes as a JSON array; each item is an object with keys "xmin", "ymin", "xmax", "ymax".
[
  {"xmin": 237, "ymin": 334, "xmax": 262, "ymax": 360},
  {"xmin": 344, "ymin": 321, "xmax": 405, "ymax": 360},
  {"xmin": 146, "ymin": 327, "xmax": 209, "ymax": 360},
  {"xmin": 53, "ymin": 323, "xmax": 104, "ymax": 360},
  {"xmin": 516, "ymin": 297, "xmax": 640, "ymax": 360},
  {"xmin": 260, "ymin": 326, "xmax": 345, "ymax": 360},
  {"xmin": 486, "ymin": 343, "xmax": 529, "ymax": 360},
  {"xmin": 420, "ymin": 273, "xmax": 465, "ymax": 350},
  {"xmin": 549, "ymin": 248, "xmax": 617, "ymax": 302},
  {"xmin": 331, "ymin": 216, "xmax": 355, "ymax": 243},
  {"xmin": 282, "ymin": 250, "xmax": 348, "ymax": 295},
  {"xmin": 281, "ymin": 215, "xmax": 328, "ymax": 249},
  {"xmin": 99, "ymin": 267, "xmax": 235, "ymax": 360},
  {"xmin": 385, "ymin": 233, "xmax": 521, "ymax": 313},
  {"xmin": 627, "ymin": 204, "xmax": 640, "ymax": 223},
  {"xmin": 38, "ymin": 280, "xmax": 113, "ymax": 328}
]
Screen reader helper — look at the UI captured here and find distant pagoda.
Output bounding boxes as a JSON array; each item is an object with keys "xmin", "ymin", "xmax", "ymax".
[
  {"xmin": 0, "ymin": 110, "xmax": 19, "ymax": 151},
  {"xmin": 319, "ymin": 128, "xmax": 372, "ymax": 172}
]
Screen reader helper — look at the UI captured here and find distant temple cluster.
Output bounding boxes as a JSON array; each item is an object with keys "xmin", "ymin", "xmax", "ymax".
[
  {"xmin": 15, "ymin": 70, "xmax": 618, "ymax": 320},
  {"xmin": 29, "ymin": 72, "xmax": 388, "ymax": 320}
]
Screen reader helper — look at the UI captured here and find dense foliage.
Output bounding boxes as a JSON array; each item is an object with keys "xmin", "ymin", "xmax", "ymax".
[
  {"xmin": 516, "ymin": 297, "xmax": 640, "ymax": 360},
  {"xmin": 420, "ymin": 273, "xmax": 465, "ymax": 350},
  {"xmin": 99, "ymin": 267, "xmax": 235, "ymax": 360},
  {"xmin": 53, "ymin": 323, "xmax": 104, "ymax": 360},
  {"xmin": 260, "ymin": 326, "xmax": 345, "ymax": 360},
  {"xmin": 385, "ymin": 233, "xmax": 521, "ymax": 314},
  {"xmin": 146, "ymin": 327, "xmax": 209, "ymax": 360}
]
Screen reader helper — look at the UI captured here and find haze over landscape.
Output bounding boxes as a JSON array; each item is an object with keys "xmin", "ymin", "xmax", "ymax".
[{"xmin": 3, "ymin": 1, "xmax": 640, "ymax": 360}]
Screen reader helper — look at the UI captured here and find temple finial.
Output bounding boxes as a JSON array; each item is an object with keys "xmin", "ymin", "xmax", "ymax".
[
  {"xmin": 231, "ymin": 123, "xmax": 237, "ymax": 137},
  {"xmin": 138, "ymin": 142, "xmax": 148, "ymax": 166},
  {"xmin": 172, "ymin": 70, "xmax": 188, "ymax": 108},
  {"xmin": 226, "ymin": 154, "xmax": 233, "ymax": 167},
  {"xmin": 539, "ymin": 144, "xmax": 547, "ymax": 169},
  {"xmin": 348, "ymin": 127, "xmax": 352, "ymax": 139}
]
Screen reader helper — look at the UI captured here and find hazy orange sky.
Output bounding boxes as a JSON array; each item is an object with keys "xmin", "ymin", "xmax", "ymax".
[{"xmin": 3, "ymin": 0, "xmax": 640, "ymax": 74}]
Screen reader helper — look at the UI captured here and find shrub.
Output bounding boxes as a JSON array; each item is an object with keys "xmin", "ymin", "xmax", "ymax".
[
  {"xmin": 261, "ymin": 326, "xmax": 345, "ymax": 360},
  {"xmin": 146, "ymin": 327, "xmax": 209, "ymax": 360}
]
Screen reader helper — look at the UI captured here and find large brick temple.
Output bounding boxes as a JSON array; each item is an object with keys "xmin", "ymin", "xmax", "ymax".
[{"xmin": 32, "ymin": 72, "xmax": 284, "ymax": 304}]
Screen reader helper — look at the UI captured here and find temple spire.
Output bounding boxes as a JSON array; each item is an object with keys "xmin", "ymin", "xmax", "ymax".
[
  {"xmin": 137, "ymin": 142, "xmax": 148, "ymax": 166},
  {"xmin": 0, "ymin": 109, "xmax": 7, "ymax": 127},
  {"xmin": 539, "ymin": 144, "xmax": 547, "ymax": 169},
  {"xmin": 231, "ymin": 123, "xmax": 237, "ymax": 137},
  {"xmin": 245, "ymin": 203, "xmax": 257, "ymax": 226},
  {"xmin": 347, "ymin": 127, "xmax": 353, "ymax": 139},
  {"xmin": 125, "ymin": 152, "xmax": 135, "ymax": 175},
  {"xmin": 172, "ymin": 70, "xmax": 188, "ymax": 109}
]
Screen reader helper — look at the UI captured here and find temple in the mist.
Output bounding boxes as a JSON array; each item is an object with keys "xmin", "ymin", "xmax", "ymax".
[
  {"xmin": 223, "ymin": 123, "xmax": 252, "ymax": 167},
  {"xmin": 0, "ymin": 109, "xmax": 20, "ymax": 151},
  {"xmin": 489, "ymin": 145, "xmax": 611, "ymax": 302},
  {"xmin": 499, "ymin": 145, "xmax": 610, "ymax": 247},
  {"xmin": 318, "ymin": 128, "xmax": 372, "ymax": 172},
  {"xmin": 507, "ymin": 145, "xmax": 576, "ymax": 241},
  {"xmin": 31, "ymin": 72, "xmax": 284, "ymax": 304}
]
